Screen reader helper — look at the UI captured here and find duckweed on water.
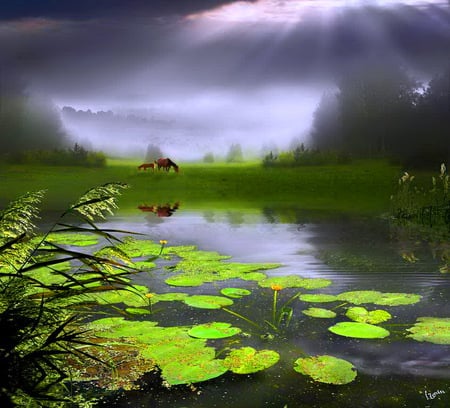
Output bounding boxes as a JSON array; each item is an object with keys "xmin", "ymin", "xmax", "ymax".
[{"xmin": 293, "ymin": 355, "xmax": 357, "ymax": 385}]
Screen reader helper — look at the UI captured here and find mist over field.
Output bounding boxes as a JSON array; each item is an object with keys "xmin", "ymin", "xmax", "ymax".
[{"xmin": 1, "ymin": 0, "xmax": 449, "ymax": 161}]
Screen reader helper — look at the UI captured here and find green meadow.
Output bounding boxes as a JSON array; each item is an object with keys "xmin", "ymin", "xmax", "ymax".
[{"xmin": 0, "ymin": 158, "xmax": 403, "ymax": 215}]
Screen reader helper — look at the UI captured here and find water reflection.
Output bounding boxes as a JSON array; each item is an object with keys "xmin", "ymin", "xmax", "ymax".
[
  {"xmin": 99, "ymin": 207, "xmax": 448, "ymax": 406},
  {"xmin": 138, "ymin": 202, "xmax": 180, "ymax": 217}
]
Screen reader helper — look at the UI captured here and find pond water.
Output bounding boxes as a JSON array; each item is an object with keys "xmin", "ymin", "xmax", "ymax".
[{"xmin": 91, "ymin": 206, "xmax": 449, "ymax": 408}]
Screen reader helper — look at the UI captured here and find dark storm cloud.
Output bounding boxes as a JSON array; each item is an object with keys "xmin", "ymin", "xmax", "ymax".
[{"xmin": 0, "ymin": 1, "xmax": 254, "ymax": 21}]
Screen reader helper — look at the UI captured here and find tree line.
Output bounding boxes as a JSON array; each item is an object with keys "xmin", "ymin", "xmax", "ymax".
[{"xmin": 310, "ymin": 64, "xmax": 449, "ymax": 168}]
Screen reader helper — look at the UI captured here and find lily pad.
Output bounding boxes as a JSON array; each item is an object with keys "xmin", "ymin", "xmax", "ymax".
[
  {"xmin": 223, "ymin": 347, "xmax": 280, "ymax": 374},
  {"xmin": 183, "ymin": 295, "xmax": 234, "ymax": 309},
  {"xmin": 45, "ymin": 232, "xmax": 99, "ymax": 246},
  {"xmin": 165, "ymin": 275, "xmax": 206, "ymax": 287},
  {"xmin": 299, "ymin": 294, "xmax": 338, "ymax": 303},
  {"xmin": 116, "ymin": 237, "xmax": 162, "ymax": 258},
  {"xmin": 125, "ymin": 307, "xmax": 151, "ymax": 315},
  {"xmin": 374, "ymin": 292, "xmax": 422, "ymax": 306},
  {"xmin": 166, "ymin": 259, "xmax": 278, "ymax": 287},
  {"xmin": 346, "ymin": 307, "xmax": 392, "ymax": 324},
  {"xmin": 336, "ymin": 290, "xmax": 421, "ymax": 306},
  {"xmin": 336, "ymin": 291, "xmax": 383, "ymax": 305},
  {"xmin": 293, "ymin": 355, "xmax": 357, "ymax": 385},
  {"xmin": 151, "ymin": 292, "xmax": 189, "ymax": 302},
  {"xmin": 406, "ymin": 317, "xmax": 450, "ymax": 345},
  {"xmin": 258, "ymin": 275, "xmax": 332, "ymax": 290},
  {"xmin": 80, "ymin": 284, "xmax": 150, "ymax": 307},
  {"xmin": 220, "ymin": 287, "xmax": 252, "ymax": 298},
  {"xmin": 302, "ymin": 307, "xmax": 337, "ymax": 319},
  {"xmin": 328, "ymin": 322, "xmax": 390, "ymax": 339},
  {"xmin": 162, "ymin": 359, "xmax": 228, "ymax": 385},
  {"xmin": 188, "ymin": 322, "xmax": 241, "ymax": 339}
]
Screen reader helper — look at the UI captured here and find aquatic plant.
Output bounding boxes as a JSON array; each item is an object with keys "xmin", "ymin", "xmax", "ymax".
[
  {"xmin": 0, "ymin": 183, "xmax": 163, "ymax": 406},
  {"xmin": 223, "ymin": 347, "xmax": 280, "ymax": 374},
  {"xmin": 406, "ymin": 317, "xmax": 450, "ymax": 345},
  {"xmin": 293, "ymin": 355, "xmax": 357, "ymax": 385},
  {"xmin": 188, "ymin": 322, "xmax": 242, "ymax": 339},
  {"xmin": 345, "ymin": 307, "xmax": 392, "ymax": 324},
  {"xmin": 328, "ymin": 322, "xmax": 390, "ymax": 339},
  {"xmin": 302, "ymin": 307, "xmax": 337, "ymax": 319}
]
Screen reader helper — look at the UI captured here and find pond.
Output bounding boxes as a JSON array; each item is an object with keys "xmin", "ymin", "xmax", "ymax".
[{"xmin": 83, "ymin": 205, "xmax": 449, "ymax": 408}]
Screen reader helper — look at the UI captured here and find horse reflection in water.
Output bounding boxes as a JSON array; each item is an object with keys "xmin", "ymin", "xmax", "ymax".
[
  {"xmin": 138, "ymin": 202, "xmax": 180, "ymax": 217},
  {"xmin": 156, "ymin": 158, "xmax": 179, "ymax": 172}
]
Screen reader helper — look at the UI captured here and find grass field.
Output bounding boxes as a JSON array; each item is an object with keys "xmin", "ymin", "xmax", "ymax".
[{"xmin": 0, "ymin": 158, "xmax": 404, "ymax": 216}]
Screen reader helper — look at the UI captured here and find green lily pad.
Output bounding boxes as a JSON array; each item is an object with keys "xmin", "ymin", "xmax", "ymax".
[
  {"xmin": 302, "ymin": 307, "xmax": 337, "ymax": 318},
  {"xmin": 374, "ymin": 292, "xmax": 422, "ymax": 306},
  {"xmin": 258, "ymin": 275, "xmax": 332, "ymax": 289},
  {"xmin": 220, "ymin": 287, "xmax": 252, "ymax": 298},
  {"xmin": 125, "ymin": 307, "xmax": 151, "ymax": 315},
  {"xmin": 293, "ymin": 355, "xmax": 357, "ymax": 385},
  {"xmin": 188, "ymin": 322, "xmax": 241, "ymax": 339},
  {"xmin": 45, "ymin": 232, "xmax": 99, "ymax": 246},
  {"xmin": 337, "ymin": 290, "xmax": 421, "ymax": 306},
  {"xmin": 336, "ymin": 291, "xmax": 383, "ymax": 304},
  {"xmin": 165, "ymin": 275, "xmax": 206, "ymax": 287},
  {"xmin": 162, "ymin": 359, "xmax": 228, "ymax": 385},
  {"xmin": 183, "ymin": 295, "xmax": 234, "ymax": 309},
  {"xmin": 151, "ymin": 292, "xmax": 189, "ymax": 302},
  {"xmin": 80, "ymin": 284, "xmax": 150, "ymax": 307},
  {"xmin": 223, "ymin": 347, "xmax": 280, "ymax": 374},
  {"xmin": 346, "ymin": 307, "xmax": 392, "ymax": 324},
  {"xmin": 116, "ymin": 237, "xmax": 162, "ymax": 258},
  {"xmin": 406, "ymin": 317, "xmax": 450, "ymax": 345},
  {"xmin": 328, "ymin": 322, "xmax": 390, "ymax": 339},
  {"xmin": 88, "ymin": 317, "xmax": 229, "ymax": 386},
  {"xmin": 299, "ymin": 294, "xmax": 338, "ymax": 303},
  {"xmin": 166, "ymin": 259, "xmax": 278, "ymax": 287}
]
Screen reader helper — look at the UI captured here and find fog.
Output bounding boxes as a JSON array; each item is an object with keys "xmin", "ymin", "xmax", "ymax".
[{"xmin": 1, "ymin": 0, "xmax": 449, "ymax": 159}]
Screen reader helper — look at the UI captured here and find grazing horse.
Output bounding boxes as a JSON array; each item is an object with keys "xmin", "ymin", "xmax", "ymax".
[
  {"xmin": 156, "ymin": 158, "xmax": 179, "ymax": 172},
  {"xmin": 138, "ymin": 162, "xmax": 156, "ymax": 171}
]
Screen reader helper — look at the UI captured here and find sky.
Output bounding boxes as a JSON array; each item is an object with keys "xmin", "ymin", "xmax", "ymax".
[{"xmin": 1, "ymin": 0, "xmax": 449, "ymax": 158}]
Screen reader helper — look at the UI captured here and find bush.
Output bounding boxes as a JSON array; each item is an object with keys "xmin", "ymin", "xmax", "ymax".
[{"xmin": 262, "ymin": 147, "xmax": 351, "ymax": 167}]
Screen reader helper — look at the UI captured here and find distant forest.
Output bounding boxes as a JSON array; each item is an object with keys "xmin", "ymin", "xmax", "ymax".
[{"xmin": 309, "ymin": 64, "xmax": 449, "ymax": 168}]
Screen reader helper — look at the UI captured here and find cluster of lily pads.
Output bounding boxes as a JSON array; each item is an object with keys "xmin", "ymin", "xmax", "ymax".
[{"xmin": 26, "ymin": 233, "xmax": 450, "ymax": 388}]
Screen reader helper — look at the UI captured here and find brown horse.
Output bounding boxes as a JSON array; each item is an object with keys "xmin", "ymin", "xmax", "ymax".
[
  {"xmin": 156, "ymin": 158, "xmax": 179, "ymax": 172},
  {"xmin": 138, "ymin": 162, "xmax": 156, "ymax": 171}
]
